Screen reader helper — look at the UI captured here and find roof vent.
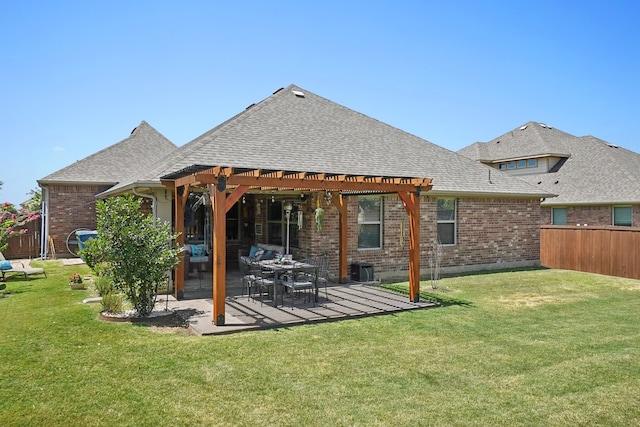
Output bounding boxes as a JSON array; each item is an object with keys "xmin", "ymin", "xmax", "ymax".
[
  {"xmin": 245, "ymin": 103, "xmax": 255, "ymax": 110},
  {"xmin": 539, "ymin": 123, "xmax": 547, "ymax": 128},
  {"xmin": 292, "ymin": 90, "xmax": 305, "ymax": 98},
  {"xmin": 496, "ymin": 140, "xmax": 500, "ymax": 144},
  {"xmin": 273, "ymin": 87, "xmax": 284, "ymax": 94},
  {"xmin": 131, "ymin": 126, "xmax": 137, "ymax": 134},
  {"xmin": 520, "ymin": 125, "xmax": 527, "ymax": 130}
]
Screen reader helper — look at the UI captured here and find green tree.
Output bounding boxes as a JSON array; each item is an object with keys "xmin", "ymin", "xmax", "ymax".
[
  {"xmin": 81, "ymin": 194, "xmax": 180, "ymax": 316},
  {"xmin": 22, "ymin": 188, "xmax": 42, "ymax": 214}
]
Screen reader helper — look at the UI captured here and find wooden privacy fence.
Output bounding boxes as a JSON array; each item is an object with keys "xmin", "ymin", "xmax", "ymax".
[
  {"xmin": 4, "ymin": 221, "xmax": 41, "ymax": 259},
  {"xmin": 541, "ymin": 225, "xmax": 640, "ymax": 280}
]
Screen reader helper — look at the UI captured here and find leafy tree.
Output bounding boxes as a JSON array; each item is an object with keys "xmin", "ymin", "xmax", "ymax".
[
  {"xmin": 81, "ymin": 194, "xmax": 180, "ymax": 316},
  {"xmin": 22, "ymin": 188, "xmax": 42, "ymax": 214}
]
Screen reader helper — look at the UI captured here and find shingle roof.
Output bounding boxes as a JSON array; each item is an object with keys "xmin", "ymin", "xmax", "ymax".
[
  {"xmin": 38, "ymin": 121, "xmax": 177, "ymax": 185},
  {"xmin": 458, "ymin": 121, "xmax": 573, "ymax": 162},
  {"xmin": 103, "ymin": 85, "xmax": 549, "ymax": 198},
  {"xmin": 459, "ymin": 122, "xmax": 640, "ymax": 205}
]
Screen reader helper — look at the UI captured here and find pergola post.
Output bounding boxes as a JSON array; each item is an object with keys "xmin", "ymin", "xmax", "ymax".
[
  {"xmin": 174, "ymin": 184, "xmax": 189, "ymax": 300},
  {"xmin": 332, "ymin": 194, "xmax": 349, "ymax": 283},
  {"xmin": 211, "ymin": 183, "xmax": 227, "ymax": 325},
  {"xmin": 399, "ymin": 191, "xmax": 421, "ymax": 302}
]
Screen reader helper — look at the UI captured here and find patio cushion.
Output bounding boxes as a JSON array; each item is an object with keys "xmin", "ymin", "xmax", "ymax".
[
  {"xmin": 191, "ymin": 244, "xmax": 206, "ymax": 257},
  {"xmin": 248, "ymin": 245, "xmax": 260, "ymax": 258},
  {"xmin": 0, "ymin": 260, "xmax": 11, "ymax": 270}
]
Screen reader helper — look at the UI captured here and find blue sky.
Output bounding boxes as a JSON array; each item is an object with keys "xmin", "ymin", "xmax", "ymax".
[{"xmin": 1, "ymin": 0, "xmax": 639, "ymax": 205}]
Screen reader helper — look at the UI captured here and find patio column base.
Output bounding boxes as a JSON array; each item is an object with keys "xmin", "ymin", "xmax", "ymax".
[
  {"xmin": 215, "ymin": 314, "xmax": 225, "ymax": 326},
  {"xmin": 176, "ymin": 290, "xmax": 184, "ymax": 300},
  {"xmin": 411, "ymin": 293, "xmax": 420, "ymax": 303}
]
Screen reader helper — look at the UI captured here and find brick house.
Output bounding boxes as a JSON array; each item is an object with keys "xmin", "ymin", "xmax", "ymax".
[
  {"xmin": 102, "ymin": 85, "xmax": 551, "ymax": 287},
  {"xmin": 458, "ymin": 121, "xmax": 640, "ymax": 228},
  {"xmin": 37, "ymin": 121, "xmax": 177, "ymax": 257}
]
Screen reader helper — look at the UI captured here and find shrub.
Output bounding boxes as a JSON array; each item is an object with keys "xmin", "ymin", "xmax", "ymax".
[
  {"xmin": 101, "ymin": 292, "xmax": 124, "ymax": 314},
  {"xmin": 81, "ymin": 194, "xmax": 180, "ymax": 316}
]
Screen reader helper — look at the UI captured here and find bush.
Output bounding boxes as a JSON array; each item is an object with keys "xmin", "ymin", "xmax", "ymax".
[
  {"xmin": 93, "ymin": 275, "xmax": 114, "ymax": 297},
  {"xmin": 101, "ymin": 292, "xmax": 124, "ymax": 314},
  {"xmin": 80, "ymin": 194, "xmax": 180, "ymax": 316}
]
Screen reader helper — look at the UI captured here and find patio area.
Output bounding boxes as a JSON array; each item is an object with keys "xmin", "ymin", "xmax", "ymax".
[{"xmin": 160, "ymin": 271, "xmax": 438, "ymax": 335}]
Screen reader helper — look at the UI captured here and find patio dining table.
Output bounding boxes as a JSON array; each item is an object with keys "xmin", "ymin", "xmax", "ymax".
[{"xmin": 258, "ymin": 259, "xmax": 318, "ymax": 307}]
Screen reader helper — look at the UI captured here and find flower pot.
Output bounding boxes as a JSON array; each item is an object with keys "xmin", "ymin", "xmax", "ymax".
[{"xmin": 69, "ymin": 282, "xmax": 85, "ymax": 290}]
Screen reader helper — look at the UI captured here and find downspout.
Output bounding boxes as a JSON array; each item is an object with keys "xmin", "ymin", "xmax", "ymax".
[
  {"xmin": 40, "ymin": 186, "xmax": 49, "ymax": 259},
  {"xmin": 132, "ymin": 187, "xmax": 157, "ymax": 224}
]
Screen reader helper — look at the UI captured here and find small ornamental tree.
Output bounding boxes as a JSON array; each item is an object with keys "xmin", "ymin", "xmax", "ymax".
[
  {"xmin": 81, "ymin": 194, "xmax": 180, "ymax": 316},
  {"xmin": 0, "ymin": 202, "xmax": 40, "ymax": 253}
]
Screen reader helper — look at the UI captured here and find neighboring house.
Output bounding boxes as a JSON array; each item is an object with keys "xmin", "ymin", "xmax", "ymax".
[
  {"xmin": 101, "ymin": 85, "xmax": 551, "ymax": 289},
  {"xmin": 37, "ymin": 121, "xmax": 177, "ymax": 257},
  {"xmin": 458, "ymin": 121, "xmax": 640, "ymax": 227}
]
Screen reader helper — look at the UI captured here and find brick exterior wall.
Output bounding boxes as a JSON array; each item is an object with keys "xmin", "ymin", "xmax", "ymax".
[
  {"xmin": 542, "ymin": 205, "xmax": 640, "ymax": 227},
  {"xmin": 274, "ymin": 194, "xmax": 542, "ymax": 280},
  {"xmin": 46, "ymin": 184, "xmax": 153, "ymax": 257},
  {"xmin": 341, "ymin": 196, "xmax": 540, "ymax": 278},
  {"xmin": 193, "ymin": 193, "xmax": 541, "ymax": 280}
]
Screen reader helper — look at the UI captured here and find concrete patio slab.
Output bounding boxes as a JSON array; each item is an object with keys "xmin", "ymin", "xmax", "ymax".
[{"xmin": 163, "ymin": 282, "xmax": 438, "ymax": 336}]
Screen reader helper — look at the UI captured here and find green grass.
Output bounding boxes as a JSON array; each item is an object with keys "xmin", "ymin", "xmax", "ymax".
[{"xmin": 1, "ymin": 262, "xmax": 639, "ymax": 426}]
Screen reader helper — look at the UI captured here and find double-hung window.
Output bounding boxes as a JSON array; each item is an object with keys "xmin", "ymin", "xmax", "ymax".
[
  {"xmin": 551, "ymin": 207, "xmax": 567, "ymax": 225},
  {"xmin": 437, "ymin": 198, "xmax": 456, "ymax": 245},
  {"xmin": 358, "ymin": 196, "xmax": 382, "ymax": 249},
  {"xmin": 613, "ymin": 206, "xmax": 632, "ymax": 226}
]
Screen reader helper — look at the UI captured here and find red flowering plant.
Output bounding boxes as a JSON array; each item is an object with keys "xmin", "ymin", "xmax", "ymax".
[
  {"xmin": 69, "ymin": 273, "xmax": 83, "ymax": 284},
  {"xmin": 0, "ymin": 202, "xmax": 40, "ymax": 253}
]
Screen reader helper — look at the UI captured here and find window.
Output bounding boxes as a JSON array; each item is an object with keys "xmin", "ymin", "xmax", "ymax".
[
  {"xmin": 613, "ymin": 206, "xmax": 632, "ymax": 226},
  {"xmin": 226, "ymin": 203, "xmax": 240, "ymax": 240},
  {"xmin": 267, "ymin": 200, "xmax": 299, "ymax": 247},
  {"xmin": 552, "ymin": 207, "xmax": 567, "ymax": 225},
  {"xmin": 267, "ymin": 200, "xmax": 283, "ymax": 245},
  {"xmin": 358, "ymin": 196, "xmax": 382, "ymax": 249},
  {"xmin": 507, "ymin": 161, "xmax": 516, "ymax": 169},
  {"xmin": 527, "ymin": 159, "xmax": 538, "ymax": 168},
  {"xmin": 437, "ymin": 198, "xmax": 456, "ymax": 245},
  {"xmin": 517, "ymin": 160, "xmax": 527, "ymax": 168},
  {"xmin": 498, "ymin": 163, "xmax": 506, "ymax": 170}
]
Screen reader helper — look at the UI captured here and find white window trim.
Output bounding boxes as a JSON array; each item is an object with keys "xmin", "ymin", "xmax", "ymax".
[
  {"xmin": 358, "ymin": 196, "xmax": 383, "ymax": 250},
  {"xmin": 437, "ymin": 198, "xmax": 457, "ymax": 246}
]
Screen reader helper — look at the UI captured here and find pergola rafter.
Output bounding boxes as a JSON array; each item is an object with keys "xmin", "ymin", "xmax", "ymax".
[{"xmin": 161, "ymin": 166, "xmax": 432, "ymax": 326}]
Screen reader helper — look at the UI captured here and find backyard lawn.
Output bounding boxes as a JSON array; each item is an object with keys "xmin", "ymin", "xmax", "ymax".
[{"xmin": 0, "ymin": 261, "xmax": 639, "ymax": 426}]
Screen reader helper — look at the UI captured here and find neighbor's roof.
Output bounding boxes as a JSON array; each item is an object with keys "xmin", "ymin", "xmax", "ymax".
[
  {"xmin": 101, "ymin": 85, "xmax": 550, "ymax": 199},
  {"xmin": 459, "ymin": 121, "xmax": 640, "ymax": 205},
  {"xmin": 458, "ymin": 121, "xmax": 573, "ymax": 162},
  {"xmin": 38, "ymin": 121, "xmax": 177, "ymax": 185}
]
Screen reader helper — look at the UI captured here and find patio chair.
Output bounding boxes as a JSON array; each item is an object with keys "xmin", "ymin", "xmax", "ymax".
[
  {"xmin": 0, "ymin": 252, "xmax": 47, "ymax": 281},
  {"xmin": 315, "ymin": 253, "xmax": 330, "ymax": 301},
  {"xmin": 253, "ymin": 264, "xmax": 275, "ymax": 306},
  {"xmin": 241, "ymin": 260, "xmax": 261, "ymax": 300},
  {"xmin": 282, "ymin": 265, "xmax": 318, "ymax": 309}
]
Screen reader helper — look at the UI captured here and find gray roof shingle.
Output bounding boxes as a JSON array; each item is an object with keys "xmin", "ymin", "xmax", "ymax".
[
  {"xmin": 38, "ymin": 121, "xmax": 177, "ymax": 185},
  {"xmin": 104, "ymin": 85, "xmax": 550, "ymax": 198},
  {"xmin": 459, "ymin": 121, "xmax": 640, "ymax": 205}
]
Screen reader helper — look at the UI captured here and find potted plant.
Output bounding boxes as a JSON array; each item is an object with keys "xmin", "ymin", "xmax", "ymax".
[{"xmin": 68, "ymin": 273, "xmax": 85, "ymax": 290}]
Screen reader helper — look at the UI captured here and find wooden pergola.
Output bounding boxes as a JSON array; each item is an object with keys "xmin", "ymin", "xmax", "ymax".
[{"xmin": 162, "ymin": 166, "xmax": 432, "ymax": 326}]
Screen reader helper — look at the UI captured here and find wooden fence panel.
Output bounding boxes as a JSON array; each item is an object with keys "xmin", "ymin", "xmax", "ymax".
[
  {"xmin": 541, "ymin": 225, "xmax": 640, "ymax": 280},
  {"xmin": 4, "ymin": 221, "xmax": 41, "ymax": 259}
]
